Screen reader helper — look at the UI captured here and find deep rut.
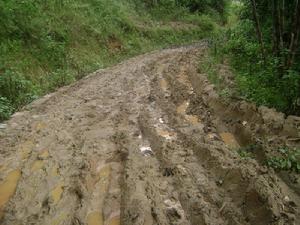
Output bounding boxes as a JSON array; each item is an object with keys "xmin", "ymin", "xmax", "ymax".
[{"xmin": 0, "ymin": 43, "xmax": 298, "ymax": 225}]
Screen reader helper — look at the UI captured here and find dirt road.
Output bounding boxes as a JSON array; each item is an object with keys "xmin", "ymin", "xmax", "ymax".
[{"xmin": 0, "ymin": 43, "xmax": 299, "ymax": 225}]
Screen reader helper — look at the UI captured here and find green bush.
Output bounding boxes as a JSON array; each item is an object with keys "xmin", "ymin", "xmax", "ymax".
[
  {"xmin": 0, "ymin": 70, "xmax": 38, "ymax": 107},
  {"xmin": 46, "ymin": 69, "xmax": 76, "ymax": 91},
  {"xmin": 217, "ymin": 1, "xmax": 300, "ymax": 115},
  {"xmin": 0, "ymin": 97, "xmax": 14, "ymax": 121}
]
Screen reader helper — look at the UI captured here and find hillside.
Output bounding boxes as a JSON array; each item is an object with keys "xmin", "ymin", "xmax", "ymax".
[{"xmin": 0, "ymin": 0, "xmax": 219, "ymax": 120}]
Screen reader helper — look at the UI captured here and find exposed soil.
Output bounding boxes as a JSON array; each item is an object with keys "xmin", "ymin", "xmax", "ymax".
[{"xmin": 0, "ymin": 43, "xmax": 299, "ymax": 225}]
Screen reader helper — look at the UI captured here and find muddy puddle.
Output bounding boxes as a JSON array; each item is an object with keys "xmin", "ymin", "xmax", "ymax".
[
  {"xmin": 177, "ymin": 100, "xmax": 199, "ymax": 125},
  {"xmin": 219, "ymin": 132, "xmax": 240, "ymax": 149},
  {"xmin": 0, "ymin": 169, "xmax": 21, "ymax": 218}
]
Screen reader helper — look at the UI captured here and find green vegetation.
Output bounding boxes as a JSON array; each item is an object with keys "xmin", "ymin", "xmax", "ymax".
[
  {"xmin": 267, "ymin": 147, "xmax": 300, "ymax": 173},
  {"xmin": 0, "ymin": 0, "xmax": 226, "ymax": 120},
  {"xmin": 208, "ymin": 0, "xmax": 300, "ymax": 115},
  {"xmin": 237, "ymin": 144, "xmax": 258, "ymax": 159}
]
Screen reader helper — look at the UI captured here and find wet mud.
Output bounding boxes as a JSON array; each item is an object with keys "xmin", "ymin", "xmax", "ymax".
[{"xmin": 0, "ymin": 43, "xmax": 299, "ymax": 225}]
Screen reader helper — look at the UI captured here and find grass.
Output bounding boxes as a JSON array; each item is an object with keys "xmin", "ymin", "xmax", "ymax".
[{"xmin": 0, "ymin": 0, "xmax": 219, "ymax": 121}]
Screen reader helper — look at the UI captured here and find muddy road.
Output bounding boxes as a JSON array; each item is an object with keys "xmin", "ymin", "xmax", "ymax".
[{"xmin": 0, "ymin": 43, "xmax": 299, "ymax": 225}]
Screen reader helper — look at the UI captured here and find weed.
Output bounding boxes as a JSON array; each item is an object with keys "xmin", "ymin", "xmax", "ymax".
[
  {"xmin": 237, "ymin": 144, "xmax": 257, "ymax": 159},
  {"xmin": 0, "ymin": 97, "xmax": 13, "ymax": 121},
  {"xmin": 267, "ymin": 147, "xmax": 300, "ymax": 173}
]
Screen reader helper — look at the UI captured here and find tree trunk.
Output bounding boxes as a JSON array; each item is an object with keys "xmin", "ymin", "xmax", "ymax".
[
  {"xmin": 286, "ymin": 0, "xmax": 300, "ymax": 70},
  {"xmin": 250, "ymin": 0, "xmax": 266, "ymax": 62}
]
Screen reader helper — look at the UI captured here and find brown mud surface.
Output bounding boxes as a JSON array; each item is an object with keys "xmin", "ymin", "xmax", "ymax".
[{"xmin": 0, "ymin": 43, "xmax": 299, "ymax": 225}]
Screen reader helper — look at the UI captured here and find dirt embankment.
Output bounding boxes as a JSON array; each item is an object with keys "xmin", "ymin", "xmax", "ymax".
[{"xmin": 0, "ymin": 43, "xmax": 299, "ymax": 225}]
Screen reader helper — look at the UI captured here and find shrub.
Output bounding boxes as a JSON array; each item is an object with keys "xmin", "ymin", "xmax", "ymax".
[
  {"xmin": 0, "ymin": 97, "xmax": 14, "ymax": 121},
  {"xmin": 0, "ymin": 70, "xmax": 38, "ymax": 107}
]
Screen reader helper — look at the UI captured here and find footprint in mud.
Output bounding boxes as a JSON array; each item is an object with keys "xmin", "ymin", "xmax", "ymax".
[
  {"xmin": 219, "ymin": 132, "xmax": 240, "ymax": 149},
  {"xmin": 159, "ymin": 79, "xmax": 168, "ymax": 92}
]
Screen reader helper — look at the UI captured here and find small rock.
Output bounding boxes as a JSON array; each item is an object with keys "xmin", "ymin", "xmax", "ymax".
[
  {"xmin": 0, "ymin": 124, "xmax": 7, "ymax": 129},
  {"xmin": 242, "ymin": 121, "xmax": 248, "ymax": 126},
  {"xmin": 284, "ymin": 196, "xmax": 290, "ymax": 203},
  {"xmin": 258, "ymin": 106, "xmax": 284, "ymax": 130},
  {"xmin": 217, "ymin": 179, "xmax": 223, "ymax": 186}
]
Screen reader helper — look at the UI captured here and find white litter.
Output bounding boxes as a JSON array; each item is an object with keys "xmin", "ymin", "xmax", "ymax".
[
  {"xmin": 159, "ymin": 118, "xmax": 164, "ymax": 124},
  {"xmin": 140, "ymin": 146, "xmax": 153, "ymax": 156},
  {"xmin": 0, "ymin": 124, "xmax": 7, "ymax": 129}
]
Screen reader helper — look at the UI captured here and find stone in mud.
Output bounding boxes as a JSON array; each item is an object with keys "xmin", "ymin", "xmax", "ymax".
[
  {"xmin": 283, "ymin": 115, "xmax": 300, "ymax": 137},
  {"xmin": 258, "ymin": 106, "xmax": 285, "ymax": 130},
  {"xmin": 0, "ymin": 123, "xmax": 7, "ymax": 129},
  {"xmin": 239, "ymin": 101, "xmax": 257, "ymax": 119}
]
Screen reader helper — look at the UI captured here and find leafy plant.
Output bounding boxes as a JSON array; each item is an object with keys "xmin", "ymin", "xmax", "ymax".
[
  {"xmin": 0, "ymin": 70, "xmax": 38, "ymax": 107},
  {"xmin": 267, "ymin": 147, "xmax": 300, "ymax": 173},
  {"xmin": 0, "ymin": 97, "xmax": 14, "ymax": 121}
]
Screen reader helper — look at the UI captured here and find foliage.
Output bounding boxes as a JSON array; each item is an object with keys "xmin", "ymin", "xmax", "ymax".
[
  {"xmin": 0, "ymin": 97, "xmax": 13, "ymax": 121},
  {"xmin": 210, "ymin": 1, "xmax": 300, "ymax": 115},
  {"xmin": 0, "ymin": 70, "xmax": 38, "ymax": 106},
  {"xmin": 237, "ymin": 144, "xmax": 258, "ymax": 159},
  {"xmin": 267, "ymin": 147, "xmax": 300, "ymax": 173}
]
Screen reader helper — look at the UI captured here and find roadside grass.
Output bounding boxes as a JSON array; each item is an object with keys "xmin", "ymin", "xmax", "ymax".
[{"xmin": 0, "ymin": 0, "xmax": 218, "ymax": 121}]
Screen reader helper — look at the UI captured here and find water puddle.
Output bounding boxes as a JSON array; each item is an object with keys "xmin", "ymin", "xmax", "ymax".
[
  {"xmin": 51, "ymin": 183, "xmax": 64, "ymax": 204},
  {"xmin": 0, "ymin": 169, "xmax": 21, "ymax": 214},
  {"xmin": 177, "ymin": 101, "xmax": 189, "ymax": 114},
  {"xmin": 39, "ymin": 149, "xmax": 49, "ymax": 159},
  {"xmin": 51, "ymin": 167, "xmax": 59, "ymax": 177},
  {"xmin": 31, "ymin": 160, "xmax": 44, "ymax": 172},
  {"xmin": 51, "ymin": 213, "xmax": 68, "ymax": 225},
  {"xmin": 87, "ymin": 211, "xmax": 103, "ymax": 225},
  {"xmin": 97, "ymin": 165, "xmax": 111, "ymax": 193},
  {"xmin": 35, "ymin": 121, "xmax": 47, "ymax": 131},
  {"xmin": 177, "ymin": 101, "xmax": 199, "ymax": 125},
  {"xmin": 159, "ymin": 79, "xmax": 168, "ymax": 92},
  {"xmin": 220, "ymin": 132, "xmax": 240, "ymax": 149},
  {"xmin": 19, "ymin": 140, "xmax": 35, "ymax": 160}
]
